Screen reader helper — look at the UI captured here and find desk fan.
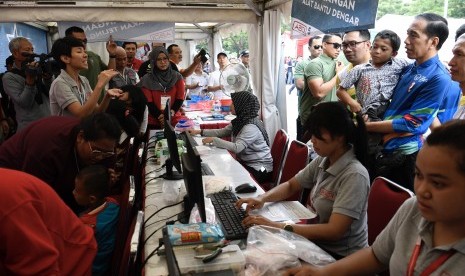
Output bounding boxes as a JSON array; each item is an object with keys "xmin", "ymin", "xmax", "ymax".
[{"xmin": 219, "ymin": 62, "xmax": 250, "ymax": 97}]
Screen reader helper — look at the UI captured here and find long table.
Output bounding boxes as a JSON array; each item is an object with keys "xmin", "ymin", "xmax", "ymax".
[{"xmin": 143, "ymin": 130, "xmax": 263, "ymax": 275}]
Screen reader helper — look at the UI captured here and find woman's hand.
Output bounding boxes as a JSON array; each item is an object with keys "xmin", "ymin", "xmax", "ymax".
[
  {"xmin": 202, "ymin": 137, "xmax": 214, "ymax": 145},
  {"xmin": 97, "ymin": 69, "xmax": 119, "ymax": 85},
  {"xmin": 242, "ymin": 215, "xmax": 277, "ymax": 228},
  {"xmin": 188, "ymin": 129, "xmax": 201, "ymax": 136},
  {"xmin": 158, "ymin": 114, "xmax": 165, "ymax": 128},
  {"xmin": 235, "ymin": 197, "xmax": 265, "ymax": 213},
  {"xmin": 282, "ymin": 264, "xmax": 323, "ymax": 276}
]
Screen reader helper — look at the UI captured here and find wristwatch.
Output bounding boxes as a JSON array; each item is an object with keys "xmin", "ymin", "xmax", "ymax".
[{"xmin": 283, "ymin": 223, "xmax": 294, "ymax": 232}]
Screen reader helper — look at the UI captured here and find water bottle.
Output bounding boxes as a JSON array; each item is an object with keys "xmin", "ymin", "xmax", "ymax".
[{"xmin": 213, "ymin": 100, "xmax": 221, "ymax": 114}]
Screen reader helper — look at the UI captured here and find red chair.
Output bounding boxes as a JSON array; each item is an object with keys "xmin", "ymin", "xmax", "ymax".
[
  {"xmin": 367, "ymin": 176, "xmax": 414, "ymax": 245},
  {"xmin": 280, "ymin": 140, "xmax": 309, "ymax": 201},
  {"xmin": 260, "ymin": 129, "xmax": 289, "ymax": 191}
]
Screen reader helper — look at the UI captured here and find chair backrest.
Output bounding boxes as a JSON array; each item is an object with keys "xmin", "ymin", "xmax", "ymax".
[
  {"xmin": 280, "ymin": 140, "xmax": 309, "ymax": 201},
  {"xmin": 270, "ymin": 129, "xmax": 290, "ymax": 187},
  {"xmin": 367, "ymin": 176, "xmax": 414, "ymax": 245}
]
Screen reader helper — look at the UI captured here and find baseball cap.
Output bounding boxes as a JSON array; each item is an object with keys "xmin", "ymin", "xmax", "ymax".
[
  {"xmin": 240, "ymin": 50, "xmax": 249, "ymax": 57},
  {"xmin": 217, "ymin": 52, "xmax": 228, "ymax": 58}
]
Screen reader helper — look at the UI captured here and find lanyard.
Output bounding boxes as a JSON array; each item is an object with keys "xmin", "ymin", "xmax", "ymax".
[{"xmin": 406, "ymin": 236, "xmax": 455, "ymax": 276}]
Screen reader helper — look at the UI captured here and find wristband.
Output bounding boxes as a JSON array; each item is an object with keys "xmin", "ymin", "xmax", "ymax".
[{"xmin": 200, "ymin": 129, "xmax": 204, "ymax": 136}]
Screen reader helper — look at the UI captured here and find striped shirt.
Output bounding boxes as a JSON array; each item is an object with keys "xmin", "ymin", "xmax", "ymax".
[{"xmin": 339, "ymin": 57, "xmax": 410, "ymax": 115}]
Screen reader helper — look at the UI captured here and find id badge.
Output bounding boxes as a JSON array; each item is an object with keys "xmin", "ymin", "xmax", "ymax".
[{"xmin": 160, "ymin": 96, "xmax": 170, "ymax": 110}]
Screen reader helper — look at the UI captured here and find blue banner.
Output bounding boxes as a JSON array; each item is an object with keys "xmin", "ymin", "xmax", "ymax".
[
  {"xmin": 291, "ymin": 0, "xmax": 379, "ymax": 38},
  {"xmin": 58, "ymin": 22, "xmax": 175, "ymax": 43}
]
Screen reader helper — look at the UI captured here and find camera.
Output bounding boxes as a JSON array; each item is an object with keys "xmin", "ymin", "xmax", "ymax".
[
  {"xmin": 199, "ymin": 49, "xmax": 209, "ymax": 64},
  {"xmin": 21, "ymin": 52, "xmax": 60, "ymax": 77}
]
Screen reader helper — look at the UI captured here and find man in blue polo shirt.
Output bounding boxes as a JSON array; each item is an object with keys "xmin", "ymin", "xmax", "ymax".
[{"xmin": 366, "ymin": 13, "xmax": 460, "ymax": 191}]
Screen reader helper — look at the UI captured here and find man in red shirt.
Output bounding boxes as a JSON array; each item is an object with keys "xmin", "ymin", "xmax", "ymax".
[
  {"xmin": 122, "ymin": 41, "xmax": 143, "ymax": 72},
  {"xmin": 0, "ymin": 168, "xmax": 97, "ymax": 275}
]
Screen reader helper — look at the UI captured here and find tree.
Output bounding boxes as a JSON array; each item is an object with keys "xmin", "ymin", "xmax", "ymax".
[
  {"xmin": 222, "ymin": 30, "xmax": 248, "ymax": 57},
  {"xmin": 376, "ymin": 0, "xmax": 465, "ymax": 19}
]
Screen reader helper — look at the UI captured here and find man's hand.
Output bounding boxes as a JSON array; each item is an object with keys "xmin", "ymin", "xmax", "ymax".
[
  {"xmin": 282, "ymin": 264, "xmax": 323, "ymax": 276},
  {"xmin": 188, "ymin": 129, "xmax": 201, "ymax": 136},
  {"xmin": 106, "ymin": 35, "xmax": 117, "ymax": 56},
  {"xmin": 158, "ymin": 114, "xmax": 165, "ymax": 128},
  {"xmin": 348, "ymin": 99, "xmax": 362, "ymax": 113},
  {"xmin": 335, "ymin": 61, "xmax": 344, "ymax": 74}
]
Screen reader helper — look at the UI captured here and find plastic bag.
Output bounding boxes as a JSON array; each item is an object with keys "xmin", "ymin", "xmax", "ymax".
[
  {"xmin": 188, "ymin": 197, "xmax": 217, "ymax": 224},
  {"xmin": 162, "ymin": 181, "xmax": 182, "ymax": 204},
  {"xmin": 243, "ymin": 225, "xmax": 335, "ymax": 276}
]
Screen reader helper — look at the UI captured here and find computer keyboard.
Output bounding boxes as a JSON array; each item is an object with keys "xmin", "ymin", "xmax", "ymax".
[
  {"xmin": 201, "ymin": 162, "xmax": 214, "ymax": 176},
  {"xmin": 209, "ymin": 190, "xmax": 248, "ymax": 240}
]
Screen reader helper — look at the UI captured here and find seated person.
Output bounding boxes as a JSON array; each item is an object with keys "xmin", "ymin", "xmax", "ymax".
[
  {"xmin": 117, "ymin": 84, "xmax": 148, "ymax": 136},
  {"xmin": 283, "ymin": 119, "xmax": 465, "ymax": 276},
  {"xmin": 74, "ymin": 165, "xmax": 120, "ymax": 276},
  {"xmin": 49, "ymin": 36, "xmax": 122, "ymax": 118},
  {"xmin": 0, "ymin": 168, "xmax": 96, "ymax": 275},
  {"xmin": 189, "ymin": 91, "xmax": 273, "ymax": 184},
  {"xmin": 139, "ymin": 47, "xmax": 184, "ymax": 129},
  {"xmin": 236, "ymin": 102, "xmax": 370, "ymax": 259}
]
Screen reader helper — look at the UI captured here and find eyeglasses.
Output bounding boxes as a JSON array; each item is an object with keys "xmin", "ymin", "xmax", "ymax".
[
  {"xmin": 342, "ymin": 40, "xmax": 368, "ymax": 50},
  {"xmin": 88, "ymin": 142, "xmax": 115, "ymax": 159},
  {"xmin": 325, "ymin": 42, "xmax": 342, "ymax": 49},
  {"xmin": 313, "ymin": 45, "xmax": 322, "ymax": 50}
]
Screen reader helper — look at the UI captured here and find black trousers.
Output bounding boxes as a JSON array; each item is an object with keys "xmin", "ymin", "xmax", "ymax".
[
  {"xmin": 242, "ymin": 164, "xmax": 272, "ymax": 184},
  {"xmin": 372, "ymin": 151, "xmax": 418, "ymax": 192}
]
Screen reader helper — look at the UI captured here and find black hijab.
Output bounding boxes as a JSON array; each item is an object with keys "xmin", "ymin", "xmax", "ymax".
[
  {"xmin": 139, "ymin": 46, "xmax": 182, "ymax": 91},
  {"xmin": 231, "ymin": 91, "xmax": 270, "ymax": 146}
]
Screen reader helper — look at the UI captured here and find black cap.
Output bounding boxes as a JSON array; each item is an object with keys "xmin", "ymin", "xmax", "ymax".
[
  {"xmin": 240, "ymin": 50, "xmax": 249, "ymax": 57},
  {"xmin": 217, "ymin": 52, "xmax": 228, "ymax": 59},
  {"xmin": 5, "ymin": 55, "xmax": 14, "ymax": 67}
]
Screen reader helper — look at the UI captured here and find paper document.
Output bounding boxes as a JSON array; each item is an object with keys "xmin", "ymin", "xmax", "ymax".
[{"xmin": 249, "ymin": 201, "xmax": 316, "ymax": 222}]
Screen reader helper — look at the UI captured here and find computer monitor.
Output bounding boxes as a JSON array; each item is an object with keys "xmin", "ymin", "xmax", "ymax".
[
  {"xmin": 164, "ymin": 98, "xmax": 171, "ymax": 126},
  {"xmin": 179, "ymin": 132, "xmax": 206, "ymax": 223},
  {"xmin": 162, "ymin": 119, "xmax": 183, "ymax": 180}
]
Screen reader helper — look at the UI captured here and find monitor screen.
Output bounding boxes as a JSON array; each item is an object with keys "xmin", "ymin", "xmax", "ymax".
[
  {"xmin": 180, "ymin": 132, "xmax": 206, "ymax": 223},
  {"xmin": 164, "ymin": 98, "xmax": 171, "ymax": 126},
  {"xmin": 162, "ymin": 120, "xmax": 183, "ymax": 180}
]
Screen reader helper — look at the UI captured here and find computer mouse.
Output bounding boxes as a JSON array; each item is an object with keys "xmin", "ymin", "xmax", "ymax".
[{"xmin": 234, "ymin": 183, "xmax": 257, "ymax": 194}]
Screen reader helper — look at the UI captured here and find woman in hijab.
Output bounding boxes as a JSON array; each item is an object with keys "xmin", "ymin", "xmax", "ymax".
[
  {"xmin": 189, "ymin": 91, "xmax": 273, "ymax": 184},
  {"xmin": 139, "ymin": 46, "xmax": 184, "ymax": 129}
]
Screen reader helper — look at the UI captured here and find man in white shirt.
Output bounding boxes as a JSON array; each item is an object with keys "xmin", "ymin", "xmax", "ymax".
[{"xmin": 207, "ymin": 52, "xmax": 231, "ymax": 100}]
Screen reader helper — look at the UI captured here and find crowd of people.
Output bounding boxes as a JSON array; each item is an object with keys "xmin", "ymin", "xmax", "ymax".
[{"xmin": 1, "ymin": 12, "xmax": 465, "ymax": 275}]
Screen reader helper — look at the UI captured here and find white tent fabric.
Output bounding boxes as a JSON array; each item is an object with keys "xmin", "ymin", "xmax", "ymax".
[{"xmin": 250, "ymin": 8, "xmax": 286, "ymax": 146}]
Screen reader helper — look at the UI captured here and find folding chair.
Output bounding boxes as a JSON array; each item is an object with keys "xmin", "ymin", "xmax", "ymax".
[
  {"xmin": 279, "ymin": 140, "xmax": 309, "ymax": 201},
  {"xmin": 367, "ymin": 176, "xmax": 414, "ymax": 245},
  {"xmin": 260, "ymin": 129, "xmax": 289, "ymax": 191}
]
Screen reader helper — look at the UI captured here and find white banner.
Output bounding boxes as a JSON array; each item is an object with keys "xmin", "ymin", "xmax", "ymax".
[{"xmin": 58, "ymin": 22, "xmax": 175, "ymax": 43}]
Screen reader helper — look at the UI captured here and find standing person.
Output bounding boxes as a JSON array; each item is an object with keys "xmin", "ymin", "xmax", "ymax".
[
  {"xmin": 293, "ymin": 35, "xmax": 323, "ymax": 141},
  {"xmin": 284, "ymin": 120, "xmax": 465, "ymax": 276},
  {"xmin": 240, "ymin": 50, "xmax": 250, "ymax": 71},
  {"xmin": 0, "ymin": 55, "xmax": 15, "ymax": 140},
  {"xmin": 139, "ymin": 46, "xmax": 185, "ymax": 129},
  {"xmin": 167, "ymin": 43, "xmax": 202, "ymax": 78},
  {"xmin": 74, "ymin": 165, "xmax": 119, "ymax": 276},
  {"xmin": 299, "ymin": 34, "xmax": 344, "ymax": 142},
  {"xmin": 207, "ymin": 52, "xmax": 231, "ymax": 100},
  {"xmin": 367, "ymin": 13, "xmax": 460, "ymax": 191},
  {"xmin": 49, "ymin": 37, "xmax": 122, "ymax": 118},
  {"xmin": 65, "ymin": 26, "xmax": 117, "ymax": 93},
  {"xmin": 450, "ymin": 34, "xmax": 465, "ymax": 119},
  {"xmin": 2, "ymin": 37, "xmax": 51, "ymax": 131},
  {"xmin": 0, "ymin": 168, "xmax": 97, "ymax": 275},
  {"xmin": 109, "ymin": 46, "xmax": 139, "ymax": 89},
  {"xmin": 0, "ymin": 113, "xmax": 121, "ymax": 213},
  {"xmin": 185, "ymin": 62, "xmax": 209, "ymax": 98},
  {"xmin": 122, "ymin": 41, "xmax": 143, "ymax": 72},
  {"xmin": 236, "ymin": 102, "xmax": 370, "ymax": 259},
  {"xmin": 337, "ymin": 30, "xmax": 372, "ymax": 98},
  {"xmin": 189, "ymin": 91, "xmax": 273, "ymax": 184}
]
